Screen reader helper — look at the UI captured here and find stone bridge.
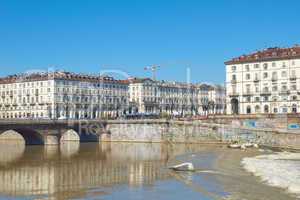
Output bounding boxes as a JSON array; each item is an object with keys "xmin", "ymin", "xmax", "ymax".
[
  {"xmin": 0, "ymin": 119, "xmax": 221, "ymax": 145},
  {"xmin": 0, "ymin": 120, "xmax": 108, "ymax": 145}
]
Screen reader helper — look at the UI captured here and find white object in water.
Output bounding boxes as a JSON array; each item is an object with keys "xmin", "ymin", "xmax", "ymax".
[
  {"xmin": 241, "ymin": 144, "xmax": 247, "ymax": 150},
  {"xmin": 253, "ymin": 143, "xmax": 259, "ymax": 148},
  {"xmin": 228, "ymin": 144, "xmax": 241, "ymax": 148},
  {"xmin": 244, "ymin": 142, "xmax": 253, "ymax": 148},
  {"xmin": 169, "ymin": 162, "xmax": 195, "ymax": 171}
]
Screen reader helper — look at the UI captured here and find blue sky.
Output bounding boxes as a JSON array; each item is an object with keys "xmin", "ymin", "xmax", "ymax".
[{"xmin": 0, "ymin": 0, "xmax": 299, "ymax": 84}]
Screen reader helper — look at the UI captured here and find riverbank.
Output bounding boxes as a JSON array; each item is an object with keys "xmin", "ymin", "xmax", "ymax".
[
  {"xmin": 165, "ymin": 144, "xmax": 298, "ymax": 200},
  {"xmin": 0, "ymin": 118, "xmax": 299, "ymax": 149}
]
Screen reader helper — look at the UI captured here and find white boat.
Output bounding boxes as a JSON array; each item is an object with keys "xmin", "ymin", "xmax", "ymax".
[{"xmin": 169, "ymin": 162, "xmax": 195, "ymax": 171}]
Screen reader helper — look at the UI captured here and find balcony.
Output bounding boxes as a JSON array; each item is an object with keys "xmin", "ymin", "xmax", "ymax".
[
  {"xmin": 279, "ymin": 90, "xmax": 290, "ymax": 95},
  {"xmin": 253, "ymin": 78, "xmax": 260, "ymax": 83},
  {"xmin": 228, "ymin": 92, "xmax": 239, "ymax": 97},
  {"xmin": 260, "ymin": 91, "xmax": 271, "ymax": 96},
  {"xmin": 231, "ymin": 79, "xmax": 237, "ymax": 84},
  {"xmin": 243, "ymin": 91, "xmax": 253, "ymax": 96}
]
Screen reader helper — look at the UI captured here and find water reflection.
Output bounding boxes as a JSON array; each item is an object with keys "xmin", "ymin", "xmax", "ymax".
[
  {"xmin": 60, "ymin": 141, "xmax": 80, "ymax": 158},
  {"xmin": 0, "ymin": 142, "xmax": 199, "ymax": 199},
  {"xmin": 0, "ymin": 141, "xmax": 25, "ymax": 166},
  {"xmin": 44, "ymin": 145, "xmax": 59, "ymax": 159}
]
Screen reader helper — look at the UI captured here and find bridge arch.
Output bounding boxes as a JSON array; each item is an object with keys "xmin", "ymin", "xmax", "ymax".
[
  {"xmin": 60, "ymin": 129, "xmax": 80, "ymax": 142},
  {"xmin": 0, "ymin": 129, "xmax": 44, "ymax": 145}
]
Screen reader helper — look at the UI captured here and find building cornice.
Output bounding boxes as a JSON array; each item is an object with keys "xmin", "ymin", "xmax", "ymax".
[{"xmin": 225, "ymin": 46, "xmax": 300, "ymax": 65}]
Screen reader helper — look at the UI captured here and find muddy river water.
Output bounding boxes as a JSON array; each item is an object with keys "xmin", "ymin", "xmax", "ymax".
[{"xmin": 0, "ymin": 141, "xmax": 298, "ymax": 200}]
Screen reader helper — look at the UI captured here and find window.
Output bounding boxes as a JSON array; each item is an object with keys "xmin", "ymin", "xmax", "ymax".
[
  {"xmin": 246, "ymin": 84, "xmax": 251, "ymax": 93},
  {"xmin": 291, "ymin": 84, "xmax": 297, "ymax": 90},
  {"xmin": 263, "ymin": 63, "xmax": 268, "ymax": 70},
  {"xmin": 245, "ymin": 65, "xmax": 250, "ymax": 71},
  {"xmin": 272, "ymin": 62, "xmax": 276, "ymax": 67},
  {"xmin": 272, "ymin": 86, "xmax": 278, "ymax": 91},
  {"xmin": 291, "ymin": 70, "xmax": 296, "ymax": 78},
  {"xmin": 246, "ymin": 74, "xmax": 251, "ymax": 80},
  {"xmin": 282, "ymin": 62, "xmax": 286, "ymax": 67},
  {"xmin": 272, "ymin": 72, "xmax": 277, "ymax": 80},
  {"xmin": 292, "ymin": 104, "xmax": 297, "ymax": 113},
  {"xmin": 263, "ymin": 72, "xmax": 268, "ymax": 78},
  {"xmin": 255, "ymin": 97, "xmax": 260, "ymax": 102},
  {"xmin": 263, "ymin": 87, "xmax": 269, "ymax": 92},
  {"xmin": 282, "ymin": 106, "xmax": 288, "ymax": 113},
  {"xmin": 254, "ymin": 64, "xmax": 260, "ymax": 69},
  {"xmin": 273, "ymin": 108, "xmax": 278, "ymax": 113},
  {"xmin": 282, "ymin": 95, "xmax": 288, "ymax": 101},
  {"xmin": 292, "ymin": 61, "xmax": 295, "ymax": 66},
  {"xmin": 232, "ymin": 66, "xmax": 236, "ymax": 71},
  {"xmin": 246, "ymin": 97, "xmax": 251, "ymax": 102},
  {"xmin": 246, "ymin": 106, "xmax": 251, "ymax": 114},
  {"xmin": 281, "ymin": 85, "xmax": 287, "ymax": 91},
  {"xmin": 232, "ymin": 74, "xmax": 236, "ymax": 82},
  {"xmin": 281, "ymin": 71, "xmax": 287, "ymax": 78},
  {"xmin": 264, "ymin": 105, "xmax": 269, "ymax": 113},
  {"xmin": 292, "ymin": 96, "xmax": 297, "ymax": 101},
  {"xmin": 255, "ymin": 105, "xmax": 260, "ymax": 113}
]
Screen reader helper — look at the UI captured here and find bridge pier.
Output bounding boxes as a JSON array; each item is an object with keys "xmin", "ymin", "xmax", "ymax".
[
  {"xmin": 100, "ymin": 133, "xmax": 111, "ymax": 142},
  {"xmin": 44, "ymin": 135, "xmax": 59, "ymax": 145}
]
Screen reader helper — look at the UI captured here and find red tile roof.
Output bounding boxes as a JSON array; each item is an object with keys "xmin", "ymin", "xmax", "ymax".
[
  {"xmin": 0, "ymin": 71, "xmax": 129, "ymax": 85},
  {"xmin": 225, "ymin": 45, "xmax": 300, "ymax": 65}
]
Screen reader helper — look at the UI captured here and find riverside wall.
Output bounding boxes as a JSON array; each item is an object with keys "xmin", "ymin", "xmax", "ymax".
[{"xmin": 103, "ymin": 119, "xmax": 300, "ymax": 149}]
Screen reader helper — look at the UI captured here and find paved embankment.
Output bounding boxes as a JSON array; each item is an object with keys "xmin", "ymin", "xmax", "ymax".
[{"xmin": 103, "ymin": 119, "xmax": 300, "ymax": 149}]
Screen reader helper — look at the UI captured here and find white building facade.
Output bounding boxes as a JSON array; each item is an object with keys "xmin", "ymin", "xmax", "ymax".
[
  {"xmin": 225, "ymin": 46, "xmax": 300, "ymax": 115},
  {"xmin": 129, "ymin": 78, "xmax": 225, "ymax": 116},
  {"xmin": 0, "ymin": 72, "xmax": 226, "ymax": 119},
  {"xmin": 0, "ymin": 72, "xmax": 129, "ymax": 119}
]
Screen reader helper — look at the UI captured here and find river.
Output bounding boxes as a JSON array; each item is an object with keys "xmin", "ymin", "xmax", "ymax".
[{"xmin": 0, "ymin": 141, "xmax": 298, "ymax": 200}]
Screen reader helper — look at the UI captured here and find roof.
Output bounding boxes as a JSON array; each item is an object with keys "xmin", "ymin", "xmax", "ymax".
[
  {"xmin": 225, "ymin": 45, "xmax": 300, "ymax": 65},
  {"xmin": 0, "ymin": 71, "xmax": 129, "ymax": 85}
]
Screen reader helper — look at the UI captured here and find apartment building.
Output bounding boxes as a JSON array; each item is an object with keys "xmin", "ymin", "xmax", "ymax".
[
  {"xmin": 0, "ymin": 72, "xmax": 129, "ymax": 119},
  {"xmin": 225, "ymin": 46, "xmax": 300, "ymax": 115},
  {"xmin": 0, "ymin": 71, "xmax": 226, "ymax": 119},
  {"xmin": 129, "ymin": 78, "xmax": 225, "ymax": 116}
]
